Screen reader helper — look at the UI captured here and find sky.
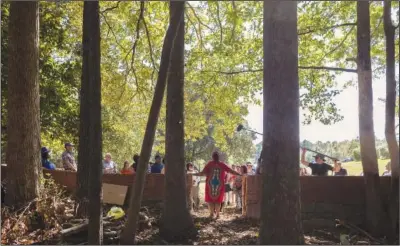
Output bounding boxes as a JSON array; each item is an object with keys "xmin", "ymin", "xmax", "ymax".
[{"xmin": 246, "ymin": 73, "xmax": 396, "ymax": 144}]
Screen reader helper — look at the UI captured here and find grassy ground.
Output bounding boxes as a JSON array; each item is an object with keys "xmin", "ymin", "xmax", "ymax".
[{"xmin": 341, "ymin": 158, "xmax": 390, "ymax": 176}]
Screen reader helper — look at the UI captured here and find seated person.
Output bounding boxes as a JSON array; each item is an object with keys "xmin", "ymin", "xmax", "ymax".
[
  {"xmin": 41, "ymin": 147, "xmax": 56, "ymax": 170},
  {"xmin": 150, "ymin": 154, "xmax": 164, "ymax": 173},
  {"xmin": 121, "ymin": 160, "xmax": 134, "ymax": 174},
  {"xmin": 103, "ymin": 153, "xmax": 117, "ymax": 174}
]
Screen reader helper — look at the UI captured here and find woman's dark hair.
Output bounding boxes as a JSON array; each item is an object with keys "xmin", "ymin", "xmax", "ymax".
[
  {"xmin": 212, "ymin": 151, "xmax": 219, "ymax": 161},
  {"xmin": 41, "ymin": 152, "xmax": 49, "ymax": 160},
  {"xmin": 133, "ymin": 154, "xmax": 139, "ymax": 163},
  {"xmin": 241, "ymin": 165, "xmax": 248, "ymax": 174},
  {"xmin": 123, "ymin": 161, "xmax": 130, "ymax": 167},
  {"xmin": 186, "ymin": 163, "xmax": 193, "ymax": 171}
]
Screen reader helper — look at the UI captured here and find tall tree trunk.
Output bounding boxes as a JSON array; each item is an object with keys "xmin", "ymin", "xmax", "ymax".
[
  {"xmin": 160, "ymin": 1, "xmax": 196, "ymax": 242},
  {"xmin": 79, "ymin": 1, "xmax": 103, "ymax": 244},
  {"xmin": 120, "ymin": 4, "xmax": 184, "ymax": 245},
  {"xmin": 259, "ymin": 1, "xmax": 303, "ymax": 244},
  {"xmin": 5, "ymin": 1, "xmax": 41, "ymax": 208},
  {"xmin": 383, "ymin": 0, "xmax": 399, "ymax": 241},
  {"xmin": 357, "ymin": 1, "xmax": 384, "ymax": 237}
]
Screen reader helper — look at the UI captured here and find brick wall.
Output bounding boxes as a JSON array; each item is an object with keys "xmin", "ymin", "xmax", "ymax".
[
  {"xmin": 244, "ymin": 175, "xmax": 391, "ymax": 226},
  {"xmin": 2, "ymin": 165, "xmax": 193, "ymax": 203}
]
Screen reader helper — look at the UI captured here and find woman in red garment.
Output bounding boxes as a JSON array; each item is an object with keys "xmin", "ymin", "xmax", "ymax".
[{"xmin": 197, "ymin": 151, "xmax": 241, "ymax": 219}]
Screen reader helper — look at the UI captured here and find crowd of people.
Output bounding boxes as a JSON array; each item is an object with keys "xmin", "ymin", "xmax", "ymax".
[
  {"xmin": 41, "ymin": 142, "xmax": 168, "ymax": 175},
  {"xmin": 38, "ymin": 143, "xmax": 393, "ymax": 220}
]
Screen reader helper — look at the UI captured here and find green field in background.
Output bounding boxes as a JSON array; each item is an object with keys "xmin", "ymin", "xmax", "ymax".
[{"xmin": 339, "ymin": 159, "xmax": 390, "ymax": 176}]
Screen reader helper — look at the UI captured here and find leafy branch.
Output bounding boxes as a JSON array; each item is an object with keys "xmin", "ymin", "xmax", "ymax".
[
  {"xmin": 100, "ymin": 1, "xmax": 121, "ymax": 14},
  {"xmin": 215, "ymin": 2, "xmax": 223, "ymax": 45},
  {"xmin": 185, "ymin": 11, "xmax": 205, "ymax": 50},
  {"xmin": 186, "ymin": 2, "xmax": 212, "ymax": 30},
  {"xmin": 142, "ymin": 14, "xmax": 157, "ymax": 84},
  {"xmin": 298, "ymin": 22, "xmax": 356, "ymax": 36},
  {"xmin": 318, "ymin": 25, "xmax": 355, "ymax": 62},
  {"xmin": 201, "ymin": 66, "xmax": 357, "ymax": 75},
  {"xmin": 100, "ymin": 12, "xmax": 127, "ymax": 52}
]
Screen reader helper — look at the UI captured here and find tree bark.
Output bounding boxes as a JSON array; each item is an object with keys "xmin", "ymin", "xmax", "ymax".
[
  {"xmin": 160, "ymin": 1, "xmax": 196, "ymax": 242},
  {"xmin": 259, "ymin": 1, "xmax": 303, "ymax": 244},
  {"xmin": 79, "ymin": 1, "xmax": 103, "ymax": 244},
  {"xmin": 5, "ymin": 1, "xmax": 41, "ymax": 208},
  {"xmin": 383, "ymin": 0, "xmax": 399, "ymax": 241},
  {"xmin": 357, "ymin": 1, "xmax": 385, "ymax": 237},
  {"xmin": 120, "ymin": 4, "xmax": 184, "ymax": 245}
]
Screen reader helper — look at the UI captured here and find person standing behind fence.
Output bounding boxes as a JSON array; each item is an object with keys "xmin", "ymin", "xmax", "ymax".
[
  {"xmin": 229, "ymin": 165, "xmax": 237, "ymax": 206},
  {"xmin": 382, "ymin": 162, "xmax": 391, "ymax": 176},
  {"xmin": 121, "ymin": 160, "xmax": 134, "ymax": 174},
  {"xmin": 234, "ymin": 165, "xmax": 247, "ymax": 212},
  {"xmin": 246, "ymin": 162, "xmax": 255, "ymax": 175},
  {"xmin": 334, "ymin": 161, "xmax": 347, "ymax": 176},
  {"xmin": 131, "ymin": 154, "xmax": 139, "ymax": 172},
  {"xmin": 41, "ymin": 147, "xmax": 56, "ymax": 170},
  {"xmin": 103, "ymin": 153, "xmax": 117, "ymax": 174},
  {"xmin": 62, "ymin": 143, "xmax": 77, "ymax": 171},
  {"xmin": 187, "ymin": 163, "xmax": 200, "ymax": 210},
  {"xmin": 151, "ymin": 154, "xmax": 164, "ymax": 173},
  {"xmin": 300, "ymin": 148, "xmax": 336, "ymax": 176}
]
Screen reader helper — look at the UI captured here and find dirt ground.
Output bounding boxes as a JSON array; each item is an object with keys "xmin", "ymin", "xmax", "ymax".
[
  {"xmin": 2, "ymin": 180, "xmax": 391, "ymax": 245},
  {"xmin": 134, "ymin": 204, "xmax": 345, "ymax": 245}
]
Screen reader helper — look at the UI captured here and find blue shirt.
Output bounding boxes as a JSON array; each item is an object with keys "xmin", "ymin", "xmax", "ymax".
[
  {"xmin": 151, "ymin": 163, "xmax": 164, "ymax": 173},
  {"xmin": 42, "ymin": 159, "xmax": 56, "ymax": 170}
]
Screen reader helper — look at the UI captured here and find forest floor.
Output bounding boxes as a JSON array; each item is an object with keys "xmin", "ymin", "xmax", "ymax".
[
  {"xmin": 134, "ymin": 204, "xmax": 347, "ymax": 245},
  {"xmin": 1, "ymin": 200, "xmax": 390, "ymax": 245},
  {"xmin": 1, "ymin": 179, "xmax": 392, "ymax": 245}
]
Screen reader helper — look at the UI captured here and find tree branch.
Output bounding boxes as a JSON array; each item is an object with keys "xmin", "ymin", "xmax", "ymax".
[
  {"xmin": 99, "ymin": 12, "xmax": 127, "ymax": 52},
  {"xmin": 215, "ymin": 2, "xmax": 223, "ymax": 45},
  {"xmin": 230, "ymin": 1, "xmax": 237, "ymax": 41},
  {"xmin": 185, "ymin": 12, "xmax": 205, "ymax": 50},
  {"xmin": 122, "ymin": 1, "xmax": 145, "ymax": 91},
  {"xmin": 298, "ymin": 22, "xmax": 357, "ymax": 36},
  {"xmin": 142, "ymin": 9, "xmax": 157, "ymax": 83},
  {"xmin": 100, "ymin": 1, "xmax": 121, "ymax": 14},
  {"xmin": 201, "ymin": 66, "xmax": 357, "ymax": 75},
  {"xmin": 318, "ymin": 25, "xmax": 355, "ymax": 62},
  {"xmin": 186, "ymin": 2, "xmax": 212, "ymax": 30},
  {"xmin": 299, "ymin": 66, "xmax": 357, "ymax": 73}
]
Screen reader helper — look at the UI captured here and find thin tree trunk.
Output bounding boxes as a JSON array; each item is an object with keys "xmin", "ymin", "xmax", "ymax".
[
  {"xmin": 120, "ymin": 4, "xmax": 184, "ymax": 245},
  {"xmin": 80, "ymin": 1, "xmax": 103, "ymax": 244},
  {"xmin": 259, "ymin": 1, "xmax": 303, "ymax": 244},
  {"xmin": 160, "ymin": 1, "xmax": 196, "ymax": 242},
  {"xmin": 357, "ymin": 1, "xmax": 385, "ymax": 237},
  {"xmin": 5, "ymin": 1, "xmax": 41, "ymax": 208},
  {"xmin": 383, "ymin": 0, "xmax": 399, "ymax": 241}
]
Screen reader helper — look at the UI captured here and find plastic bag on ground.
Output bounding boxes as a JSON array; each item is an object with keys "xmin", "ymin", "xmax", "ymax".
[{"xmin": 107, "ymin": 206, "xmax": 125, "ymax": 220}]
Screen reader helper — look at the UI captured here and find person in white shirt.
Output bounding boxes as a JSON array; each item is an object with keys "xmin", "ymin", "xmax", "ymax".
[
  {"xmin": 246, "ymin": 162, "xmax": 255, "ymax": 175},
  {"xmin": 382, "ymin": 162, "xmax": 391, "ymax": 176},
  {"xmin": 103, "ymin": 153, "xmax": 117, "ymax": 174},
  {"xmin": 187, "ymin": 162, "xmax": 200, "ymax": 210}
]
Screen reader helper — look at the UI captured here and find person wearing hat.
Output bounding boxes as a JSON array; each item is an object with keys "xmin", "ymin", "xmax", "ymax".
[
  {"xmin": 41, "ymin": 147, "xmax": 56, "ymax": 170},
  {"xmin": 62, "ymin": 142, "xmax": 77, "ymax": 171},
  {"xmin": 150, "ymin": 154, "xmax": 164, "ymax": 174},
  {"xmin": 301, "ymin": 148, "xmax": 336, "ymax": 176}
]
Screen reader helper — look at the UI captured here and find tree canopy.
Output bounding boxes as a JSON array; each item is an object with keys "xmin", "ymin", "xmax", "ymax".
[{"xmin": 1, "ymin": 1, "xmax": 398, "ymax": 165}]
